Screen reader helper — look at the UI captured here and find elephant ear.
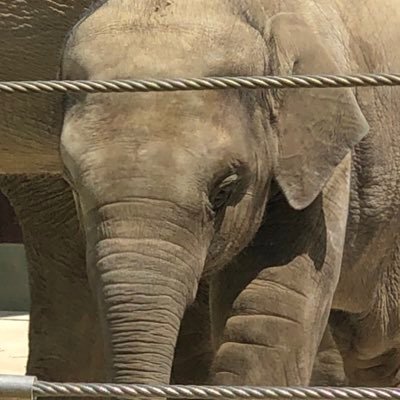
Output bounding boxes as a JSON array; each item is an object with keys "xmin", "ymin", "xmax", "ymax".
[{"xmin": 263, "ymin": 13, "xmax": 369, "ymax": 210}]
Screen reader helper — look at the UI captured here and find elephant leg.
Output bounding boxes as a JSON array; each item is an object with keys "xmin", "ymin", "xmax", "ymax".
[
  {"xmin": 171, "ymin": 279, "xmax": 214, "ymax": 385},
  {"xmin": 209, "ymin": 255, "xmax": 338, "ymax": 385},
  {"xmin": 330, "ymin": 310, "xmax": 400, "ymax": 387},
  {"xmin": 0, "ymin": 175, "xmax": 104, "ymax": 383},
  {"xmin": 209, "ymin": 156, "xmax": 351, "ymax": 386},
  {"xmin": 310, "ymin": 322, "xmax": 347, "ymax": 386},
  {"xmin": 330, "ymin": 240, "xmax": 400, "ymax": 387}
]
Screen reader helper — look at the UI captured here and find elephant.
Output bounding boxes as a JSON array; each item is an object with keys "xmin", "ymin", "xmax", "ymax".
[{"xmin": 1, "ymin": 0, "xmax": 399, "ymax": 389}]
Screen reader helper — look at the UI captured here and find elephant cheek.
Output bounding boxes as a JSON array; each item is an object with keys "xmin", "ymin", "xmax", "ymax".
[{"xmin": 205, "ymin": 191, "xmax": 268, "ymax": 272}]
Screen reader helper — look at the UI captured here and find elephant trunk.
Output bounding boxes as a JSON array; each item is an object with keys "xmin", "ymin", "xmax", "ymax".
[{"xmin": 84, "ymin": 201, "xmax": 209, "ymax": 384}]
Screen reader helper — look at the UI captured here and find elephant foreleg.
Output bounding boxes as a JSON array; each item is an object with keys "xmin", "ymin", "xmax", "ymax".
[
  {"xmin": 210, "ymin": 255, "xmax": 338, "ymax": 385},
  {"xmin": 330, "ymin": 238, "xmax": 400, "ymax": 387}
]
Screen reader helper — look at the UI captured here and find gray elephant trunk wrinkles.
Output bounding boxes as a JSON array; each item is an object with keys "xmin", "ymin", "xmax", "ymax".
[{"xmin": 82, "ymin": 199, "xmax": 210, "ymax": 383}]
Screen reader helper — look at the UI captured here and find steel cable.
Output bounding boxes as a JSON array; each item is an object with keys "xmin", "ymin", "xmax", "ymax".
[
  {"xmin": 0, "ymin": 73, "xmax": 400, "ymax": 94},
  {"xmin": 32, "ymin": 381, "xmax": 400, "ymax": 400}
]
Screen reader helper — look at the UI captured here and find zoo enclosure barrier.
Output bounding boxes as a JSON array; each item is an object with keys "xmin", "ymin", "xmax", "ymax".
[
  {"xmin": 3, "ymin": 375, "xmax": 400, "ymax": 400},
  {"xmin": 1, "ymin": 73, "xmax": 400, "ymax": 94},
  {"xmin": 1, "ymin": 72, "xmax": 400, "ymax": 399}
]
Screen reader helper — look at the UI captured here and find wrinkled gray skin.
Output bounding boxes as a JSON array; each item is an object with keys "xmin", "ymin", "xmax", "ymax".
[{"xmin": 1, "ymin": 0, "xmax": 400, "ymax": 389}]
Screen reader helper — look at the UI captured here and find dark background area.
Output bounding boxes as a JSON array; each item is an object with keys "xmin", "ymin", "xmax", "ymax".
[
  {"xmin": 0, "ymin": 191, "xmax": 29, "ymax": 311},
  {"xmin": 0, "ymin": 191, "xmax": 23, "ymax": 243}
]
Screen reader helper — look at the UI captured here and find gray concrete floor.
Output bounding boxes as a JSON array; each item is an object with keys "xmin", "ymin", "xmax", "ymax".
[{"xmin": 0, "ymin": 312, "xmax": 29, "ymax": 374}]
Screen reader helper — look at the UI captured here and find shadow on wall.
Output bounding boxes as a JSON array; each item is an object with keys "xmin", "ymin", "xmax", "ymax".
[{"xmin": 0, "ymin": 192, "xmax": 30, "ymax": 312}]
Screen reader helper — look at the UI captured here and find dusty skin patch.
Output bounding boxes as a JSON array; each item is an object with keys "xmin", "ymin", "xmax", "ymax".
[{"xmin": 154, "ymin": 0, "xmax": 173, "ymax": 13}]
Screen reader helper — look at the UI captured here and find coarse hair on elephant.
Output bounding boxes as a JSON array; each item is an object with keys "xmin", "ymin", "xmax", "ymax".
[{"xmin": 2, "ymin": 0, "xmax": 400, "ymax": 390}]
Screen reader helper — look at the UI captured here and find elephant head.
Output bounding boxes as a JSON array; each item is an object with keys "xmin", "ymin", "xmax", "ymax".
[{"xmin": 56, "ymin": 1, "xmax": 368, "ymax": 385}]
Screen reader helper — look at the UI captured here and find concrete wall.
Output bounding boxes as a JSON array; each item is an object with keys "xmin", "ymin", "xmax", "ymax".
[{"xmin": 0, "ymin": 192, "xmax": 29, "ymax": 311}]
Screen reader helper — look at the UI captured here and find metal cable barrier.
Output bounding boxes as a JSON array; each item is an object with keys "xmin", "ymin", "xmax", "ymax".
[
  {"xmin": 0, "ymin": 73, "xmax": 400, "ymax": 94},
  {"xmin": 2, "ymin": 375, "xmax": 400, "ymax": 400}
]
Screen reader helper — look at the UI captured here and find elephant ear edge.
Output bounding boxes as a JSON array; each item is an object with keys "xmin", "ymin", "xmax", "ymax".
[{"xmin": 262, "ymin": 12, "xmax": 369, "ymax": 210}]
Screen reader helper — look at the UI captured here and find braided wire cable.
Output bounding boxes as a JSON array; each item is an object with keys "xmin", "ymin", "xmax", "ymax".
[
  {"xmin": 32, "ymin": 381, "xmax": 400, "ymax": 399},
  {"xmin": 1, "ymin": 73, "xmax": 400, "ymax": 94}
]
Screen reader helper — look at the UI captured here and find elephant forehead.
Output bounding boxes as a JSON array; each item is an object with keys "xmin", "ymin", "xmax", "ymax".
[
  {"xmin": 63, "ymin": 3, "xmax": 266, "ymax": 80},
  {"xmin": 62, "ymin": 91, "xmax": 250, "ymax": 159}
]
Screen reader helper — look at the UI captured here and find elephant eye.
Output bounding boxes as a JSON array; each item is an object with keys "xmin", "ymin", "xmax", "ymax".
[{"xmin": 210, "ymin": 174, "xmax": 240, "ymax": 213}]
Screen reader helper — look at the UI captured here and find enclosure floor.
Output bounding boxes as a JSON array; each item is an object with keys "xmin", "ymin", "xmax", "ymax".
[{"xmin": 0, "ymin": 312, "xmax": 29, "ymax": 374}]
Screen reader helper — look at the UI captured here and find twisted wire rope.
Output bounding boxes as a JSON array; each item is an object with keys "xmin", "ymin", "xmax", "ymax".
[
  {"xmin": 32, "ymin": 381, "xmax": 400, "ymax": 399},
  {"xmin": 1, "ymin": 73, "xmax": 400, "ymax": 94}
]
